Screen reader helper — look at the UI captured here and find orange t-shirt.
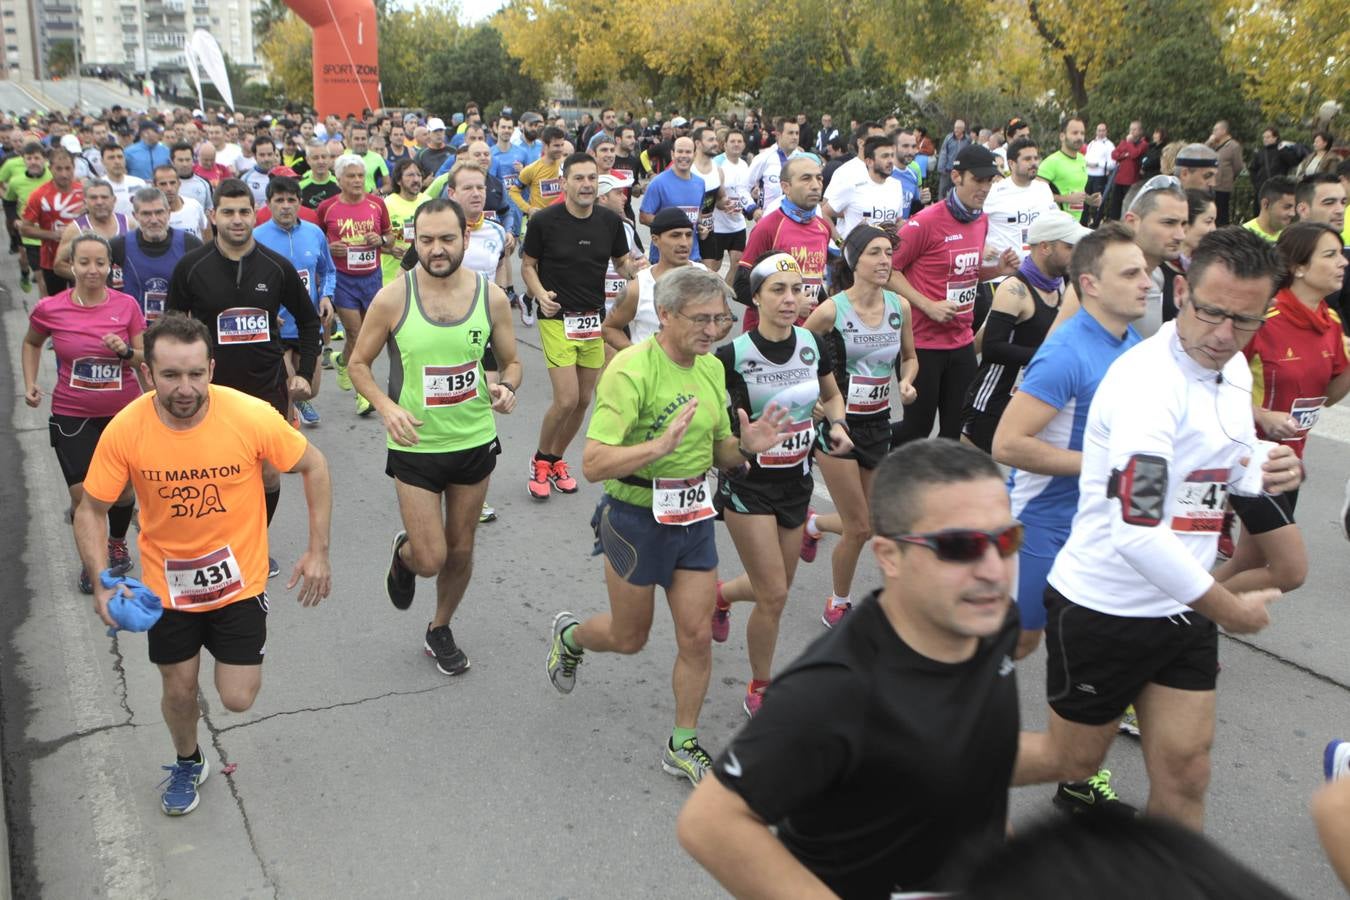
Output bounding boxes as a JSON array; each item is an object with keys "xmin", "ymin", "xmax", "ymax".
[{"xmin": 83, "ymin": 385, "xmax": 308, "ymax": 611}]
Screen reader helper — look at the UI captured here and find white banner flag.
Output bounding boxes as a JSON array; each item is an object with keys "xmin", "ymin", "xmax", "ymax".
[{"xmin": 184, "ymin": 29, "xmax": 234, "ymax": 112}]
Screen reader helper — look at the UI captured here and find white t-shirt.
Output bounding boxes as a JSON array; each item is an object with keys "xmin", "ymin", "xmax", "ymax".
[
  {"xmin": 694, "ymin": 161, "xmax": 723, "ymax": 235},
  {"xmin": 168, "ymin": 197, "xmax": 209, "ymax": 239},
  {"xmin": 215, "ymin": 142, "xmax": 243, "ymax": 171},
  {"xmin": 824, "ymin": 170, "xmax": 904, "ymax": 237},
  {"xmin": 982, "ymin": 178, "xmax": 1058, "ymax": 263},
  {"xmin": 631, "ymin": 267, "xmax": 661, "ymax": 344},
  {"xmin": 1084, "ymin": 138, "xmax": 1117, "ymax": 177},
  {"xmin": 714, "ymin": 158, "xmax": 750, "ymax": 233},
  {"xmin": 107, "ymin": 175, "xmax": 147, "ymax": 217},
  {"xmin": 1047, "ymin": 321, "xmax": 1256, "ymax": 618}
]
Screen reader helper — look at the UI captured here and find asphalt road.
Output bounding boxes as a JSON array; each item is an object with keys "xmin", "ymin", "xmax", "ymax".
[{"xmin": 2, "ymin": 245, "xmax": 1349, "ymax": 898}]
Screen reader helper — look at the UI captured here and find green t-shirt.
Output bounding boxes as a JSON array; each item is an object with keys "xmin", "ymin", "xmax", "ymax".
[
  {"xmin": 0, "ymin": 155, "xmax": 26, "ymax": 192},
  {"xmin": 7, "ymin": 166, "xmax": 51, "ymax": 246},
  {"xmin": 359, "ymin": 150, "xmax": 388, "ymax": 194},
  {"xmin": 1037, "ymin": 150, "xmax": 1089, "ymax": 221},
  {"xmin": 382, "ymin": 191, "xmax": 429, "ymax": 284},
  {"xmin": 587, "ymin": 338, "xmax": 733, "ymax": 508},
  {"xmin": 1242, "ymin": 218, "xmax": 1279, "ymax": 242}
]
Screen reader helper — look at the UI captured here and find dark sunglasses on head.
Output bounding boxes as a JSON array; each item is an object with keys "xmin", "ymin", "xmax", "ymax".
[{"xmin": 887, "ymin": 522, "xmax": 1023, "ymax": 562}]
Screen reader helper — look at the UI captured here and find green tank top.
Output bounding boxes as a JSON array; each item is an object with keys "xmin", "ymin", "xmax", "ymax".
[{"xmin": 386, "ymin": 271, "xmax": 497, "ymax": 453}]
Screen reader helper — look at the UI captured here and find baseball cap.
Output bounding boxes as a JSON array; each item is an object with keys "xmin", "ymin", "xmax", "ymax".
[
  {"xmin": 951, "ymin": 144, "xmax": 1000, "ymax": 178},
  {"xmin": 520, "ymin": 111, "xmax": 543, "ymax": 123},
  {"xmin": 452, "ymin": 112, "xmax": 465, "ymax": 125},
  {"xmin": 650, "ymin": 207, "xmax": 694, "ymax": 235},
  {"xmin": 1027, "ymin": 209, "xmax": 1091, "ymax": 245},
  {"xmin": 1175, "ymin": 143, "xmax": 1218, "ymax": 168},
  {"xmin": 59, "ymin": 134, "xmax": 81, "ymax": 154},
  {"xmin": 670, "ymin": 116, "xmax": 689, "ymax": 128},
  {"xmin": 597, "ymin": 173, "xmax": 623, "ymax": 196},
  {"xmin": 269, "ymin": 165, "xmax": 299, "ymax": 178},
  {"xmin": 427, "ymin": 117, "xmax": 446, "ymax": 131}
]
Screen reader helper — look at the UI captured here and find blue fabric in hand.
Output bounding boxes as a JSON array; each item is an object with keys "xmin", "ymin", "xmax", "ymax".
[{"xmin": 100, "ymin": 571, "xmax": 164, "ymax": 637}]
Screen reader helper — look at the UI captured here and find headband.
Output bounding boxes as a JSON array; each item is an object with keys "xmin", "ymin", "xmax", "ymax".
[{"xmin": 749, "ymin": 253, "xmax": 802, "ymax": 297}]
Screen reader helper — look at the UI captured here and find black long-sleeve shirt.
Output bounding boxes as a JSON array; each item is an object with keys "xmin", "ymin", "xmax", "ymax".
[{"xmin": 167, "ymin": 239, "xmax": 321, "ymax": 398}]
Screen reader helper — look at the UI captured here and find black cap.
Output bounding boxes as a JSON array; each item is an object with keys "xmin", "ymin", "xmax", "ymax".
[
  {"xmin": 650, "ymin": 207, "xmax": 695, "ymax": 235},
  {"xmin": 952, "ymin": 144, "xmax": 1000, "ymax": 178}
]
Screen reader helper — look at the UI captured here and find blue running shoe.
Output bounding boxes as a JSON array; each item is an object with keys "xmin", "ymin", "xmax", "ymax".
[
  {"xmin": 159, "ymin": 754, "xmax": 209, "ymax": 816},
  {"xmin": 295, "ymin": 400, "xmax": 321, "ymax": 426},
  {"xmin": 1325, "ymin": 740, "xmax": 1349, "ymax": 781}
]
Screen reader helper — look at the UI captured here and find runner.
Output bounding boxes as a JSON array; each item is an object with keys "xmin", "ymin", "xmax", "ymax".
[
  {"xmin": 167, "ymin": 178, "xmax": 323, "ymax": 578},
  {"xmin": 239, "ymin": 136, "xmax": 278, "ymax": 206},
  {"xmin": 521, "ymin": 151, "xmax": 636, "ymax": 501},
  {"xmin": 821, "ymin": 135, "xmax": 905, "ymax": 239},
  {"xmin": 1316, "ymin": 740, "xmax": 1350, "ymax": 890},
  {"xmin": 381, "ymin": 159, "xmax": 429, "ymax": 286},
  {"xmin": 960, "ymin": 210, "xmax": 1082, "ymax": 452},
  {"xmin": 170, "ymin": 142, "xmax": 214, "ymax": 212},
  {"xmin": 679, "ymin": 440, "xmax": 1028, "ymax": 897},
  {"xmin": 689, "ymin": 127, "xmax": 725, "ymax": 270},
  {"xmin": 348, "ymin": 197, "xmax": 521, "ymax": 675},
  {"xmin": 254, "ymin": 175, "xmax": 337, "ymax": 427},
  {"xmin": 52, "ymin": 179, "xmax": 130, "ymax": 283},
  {"xmin": 604, "ymin": 206, "xmax": 690, "ymax": 349},
  {"xmin": 111, "ymin": 187, "xmax": 204, "ymax": 325},
  {"xmin": 800, "ymin": 226, "xmax": 917, "ymax": 627},
  {"xmin": 320, "ymin": 154, "xmax": 393, "ymax": 416},
  {"xmin": 1037, "ymin": 117, "xmax": 1099, "ymax": 223},
  {"xmin": 745, "ymin": 117, "xmax": 805, "ymax": 216},
  {"xmin": 640, "ymin": 135, "xmax": 709, "ymax": 264},
  {"xmin": 299, "ymin": 141, "xmax": 341, "ymax": 210},
  {"xmin": 982, "ymin": 137, "xmax": 1059, "ymax": 268},
  {"xmin": 23, "ymin": 232, "xmax": 144, "ymax": 593},
  {"xmin": 508, "ymin": 125, "xmax": 567, "ymax": 219},
  {"xmin": 708, "ymin": 129, "xmax": 750, "ymax": 286},
  {"xmin": 712, "ymin": 252, "xmax": 852, "ymax": 715},
  {"xmin": 74, "ymin": 313, "xmax": 332, "ymax": 816},
  {"xmin": 6, "ymin": 141, "xmax": 49, "ymax": 292},
  {"xmin": 889, "ymin": 145, "xmax": 1019, "ymax": 447},
  {"xmin": 544, "ymin": 265, "xmax": 791, "ymax": 784},
  {"xmin": 20, "ymin": 146, "xmax": 84, "ymax": 297},
  {"xmin": 733, "ymin": 157, "xmax": 831, "ymax": 332},
  {"xmin": 348, "ymin": 124, "xmax": 388, "ymax": 194},
  {"xmin": 101, "ymin": 143, "xmax": 147, "ymax": 217},
  {"xmin": 1012, "ymin": 227, "xmax": 1298, "ymax": 829},
  {"xmin": 153, "ymin": 164, "xmax": 211, "ymax": 241},
  {"xmin": 594, "ymin": 172, "xmax": 647, "ymax": 333}
]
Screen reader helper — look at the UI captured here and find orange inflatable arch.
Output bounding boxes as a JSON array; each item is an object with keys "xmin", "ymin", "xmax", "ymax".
[{"xmin": 283, "ymin": 0, "xmax": 381, "ymax": 117}]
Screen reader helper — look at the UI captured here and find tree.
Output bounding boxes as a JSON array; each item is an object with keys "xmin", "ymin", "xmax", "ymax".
[
  {"xmin": 47, "ymin": 39, "xmax": 75, "ymax": 78},
  {"xmin": 419, "ymin": 24, "xmax": 542, "ymax": 118},
  {"xmin": 258, "ymin": 12, "xmax": 314, "ymax": 105},
  {"xmin": 378, "ymin": 5, "xmax": 462, "ymax": 108}
]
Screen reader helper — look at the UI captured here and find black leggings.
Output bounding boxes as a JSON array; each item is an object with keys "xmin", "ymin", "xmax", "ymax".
[{"xmin": 891, "ymin": 344, "xmax": 978, "ymax": 448}]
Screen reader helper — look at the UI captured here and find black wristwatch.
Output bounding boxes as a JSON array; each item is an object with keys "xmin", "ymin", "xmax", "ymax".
[
  {"xmin": 117, "ymin": 346, "xmax": 134, "ymax": 360},
  {"xmin": 499, "ymin": 381, "xmax": 516, "ymax": 394}
]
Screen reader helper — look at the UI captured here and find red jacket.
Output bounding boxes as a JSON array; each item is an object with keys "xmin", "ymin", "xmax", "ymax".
[{"xmin": 1110, "ymin": 138, "xmax": 1149, "ymax": 186}]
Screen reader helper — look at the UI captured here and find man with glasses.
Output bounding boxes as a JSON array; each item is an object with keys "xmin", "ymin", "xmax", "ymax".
[
  {"xmin": 679, "ymin": 439, "xmax": 1032, "ymax": 896},
  {"xmin": 545, "ymin": 266, "xmax": 790, "ymax": 786},
  {"xmin": 1012, "ymin": 227, "xmax": 1301, "ymax": 830}
]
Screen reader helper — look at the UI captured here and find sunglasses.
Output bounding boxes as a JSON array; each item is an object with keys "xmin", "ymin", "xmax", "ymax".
[{"xmin": 886, "ymin": 522, "xmax": 1023, "ymax": 562}]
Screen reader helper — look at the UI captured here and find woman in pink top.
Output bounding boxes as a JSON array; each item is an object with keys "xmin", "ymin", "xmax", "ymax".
[{"xmin": 22, "ymin": 232, "xmax": 147, "ymax": 594}]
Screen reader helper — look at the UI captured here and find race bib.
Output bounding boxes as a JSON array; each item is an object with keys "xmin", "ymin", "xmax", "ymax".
[
  {"xmin": 423, "ymin": 362, "xmax": 479, "ymax": 407},
  {"xmin": 946, "ymin": 278, "xmax": 977, "ymax": 313},
  {"xmin": 1289, "ymin": 396, "xmax": 1326, "ymax": 435},
  {"xmin": 539, "ymin": 178, "xmax": 562, "ymax": 198},
  {"xmin": 726, "ymin": 196, "xmax": 743, "ymax": 213},
  {"xmin": 143, "ymin": 291, "xmax": 166, "ymax": 321},
  {"xmin": 679, "ymin": 206, "xmax": 700, "ymax": 226},
  {"xmin": 1170, "ymin": 468, "xmax": 1229, "ymax": 533},
  {"xmin": 217, "ymin": 307, "xmax": 270, "ymax": 344},
  {"xmin": 165, "ymin": 546, "xmax": 243, "ymax": 608},
  {"xmin": 347, "ymin": 246, "xmax": 377, "ymax": 270},
  {"xmin": 757, "ymin": 419, "xmax": 813, "ymax": 468},
  {"xmin": 402, "ymin": 221, "xmax": 415, "ymax": 242},
  {"xmin": 604, "ymin": 277, "xmax": 625, "ymax": 303},
  {"xmin": 110, "ymin": 265, "xmax": 124, "ymax": 290},
  {"xmin": 847, "ymin": 374, "xmax": 891, "ymax": 415},
  {"xmin": 502, "ymin": 174, "xmax": 520, "ymax": 190},
  {"xmin": 564, "ymin": 311, "xmax": 602, "ymax": 341},
  {"xmin": 651, "ymin": 476, "xmax": 715, "ymax": 526},
  {"xmin": 297, "ymin": 268, "xmax": 312, "ymax": 295},
  {"xmin": 69, "ymin": 356, "xmax": 122, "ymax": 391}
]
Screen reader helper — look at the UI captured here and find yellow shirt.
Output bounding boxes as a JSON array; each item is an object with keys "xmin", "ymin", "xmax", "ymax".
[
  {"xmin": 510, "ymin": 157, "xmax": 562, "ymax": 213},
  {"xmin": 1243, "ymin": 218, "xmax": 1280, "ymax": 242}
]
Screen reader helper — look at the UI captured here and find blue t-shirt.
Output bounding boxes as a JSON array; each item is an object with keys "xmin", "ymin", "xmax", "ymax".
[
  {"xmin": 254, "ymin": 219, "xmax": 337, "ymax": 340},
  {"xmin": 639, "ymin": 169, "xmax": 706, "ymax": 262},
  {"xmin": 490, "ymin": 144, "xmax": 530, "ymax": 195},
  {"xmin": 1007, "ymin": 309, "xmax": 1141, "ymax": 532},
  {"xmin": 890, "ymin": 158, "xmax": 929, "ymax": 220}
]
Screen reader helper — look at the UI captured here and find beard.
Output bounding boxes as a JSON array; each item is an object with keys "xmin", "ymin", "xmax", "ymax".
[
  {"xmin": 157, "ymin": 389, "xmax": 206, "ymax": 420},
  {"xmin": 419, "ymin": 247, "xmax": 465, "ymax": 279}
]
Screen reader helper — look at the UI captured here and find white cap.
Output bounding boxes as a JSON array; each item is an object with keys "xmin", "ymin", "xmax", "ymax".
[
  {"xmin": 1027, "ymin": 209, "xmax": 1091, "ymax": 245},
  {"xmin": 427, "ymin": 117, "xmax": 446, "ymax": 131},
  {"xmin": 597, "ymin": 173, "xmax": 622, "ymax": 195},
  {"xmin": 192, "ymin": 108, "xmax": 204, "ymax": 118},
  {"xmin": 59, "ymin": 134, "xmax": 81, "ymax": 154}
]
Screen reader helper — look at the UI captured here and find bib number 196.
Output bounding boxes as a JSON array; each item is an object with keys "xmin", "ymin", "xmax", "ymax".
[{"xmin": 651, "ymin": 476, "xmax": 715, "ymax": 526}]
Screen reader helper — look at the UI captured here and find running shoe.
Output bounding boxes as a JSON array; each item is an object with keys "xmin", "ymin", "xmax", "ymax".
[
  {"xmin": 159, "ymin": 754, "xmax": 209, "ymax": 816},
  {"xmin": 1118, "ymin": 705, "xmax": 1140, "ymax": 738},
  {"xmin": 19, "ymin": 270, "xmax": 31, "ymax": 293},
  {"xmin": 549, "ymin": 459, "xmax": 579, "ymax": 493},
  {"xmin": 321, "ymin": 347, "xmax": 334, "ymax": 370},
  {"xmin": 546, "ymin": 611, "xmax": 584, "ymax": 693},
  {"xmin": 331, "ymin": 327, "xmax": 344, "ymax": 342},
  {"xmin": 479, "ymin": 503, "xmax": 497, "ymax": 524},
  {"xmin": 356, "ymin": 394, "xmax": 374, "ymax": 417},
  {"xmin": 1341, "ymin": 479, "xmax": 1350, "ymax": 542},
  {"xmin": 519, "ymin": 295, "xmax": 536, "ymax": 326},
  {"xmin": 662, "ymin": 736, "xmax": 714, "ymax": 785},
  {"xmin": 711, "ymin": 581, "xmax": 731, "ymax": 643},
  {"xmin": 822, "ymin": 598, "xmax": 852, "ymax": 629},
  {"xmin": 386, "ymin": 530, "xmax": 415, "ymax": 610},
  {"xmin": 1053, "ymin": 770, "xmax": 1136, "ymax": 818},
  {"xmin": 424, "ymin": 623, "xmax": 470, "ymax": 675},
  {"xmin": 528, "ymin": 457, "xmax": 552, "ymax": 500},
  {"xmin": 78, "ymin": 567, "xmax": 93, "ymax": 595},
  {"xmin": 743, "ymin": 684, "xmax": 766, "ymax": 718},
  {"xmin": 505, "ymin": 285, "xmax": 520, "ymax": 310},
  {"xmin": 268, "ymin": 557, "xmax": 280, "ymax": 578},
  {"xmin": 295, "ymin": 400, "xmax": 321, "ymax": 426},
  {"xmin": 107, "ymin": 538, "xmax": 133, "ymax": 577},
  {"xmin": 1325, "ymin": 740, "xmax": 1350, "ymax": 781},
  {"xmin": 334, "ymin": 354, "xmax": 352, "ymax": 391},
  {"xmin": 799, "ymin": 508, "xmax": 820, "ymax": 563}
]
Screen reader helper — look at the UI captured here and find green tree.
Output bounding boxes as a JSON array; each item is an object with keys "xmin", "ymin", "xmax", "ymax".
[
  {"xmin": 258, "ymin": 12, "xmax": 314, "ymax": 105},
  {"xmin": 47, "ymin": 39, "xmax": 75, "ymax": 78},
  {"xmin": 419, "ymin": 24, "xmax": 542, "ymax": 118},
  {"xmin": 378, "ymin": 5, "xmax": 462, "ymax": 108}
]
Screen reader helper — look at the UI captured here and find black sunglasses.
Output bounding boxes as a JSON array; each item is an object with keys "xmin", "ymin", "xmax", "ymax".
[{"xmin": 887, "ymin": 522, "xmax": 1023, "ymax": 562}]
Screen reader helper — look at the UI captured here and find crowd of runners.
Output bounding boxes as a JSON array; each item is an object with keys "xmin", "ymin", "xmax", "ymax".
[{"xmin": 10, "ymin": 100, "xmax": 1350, "ymax": 897}]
